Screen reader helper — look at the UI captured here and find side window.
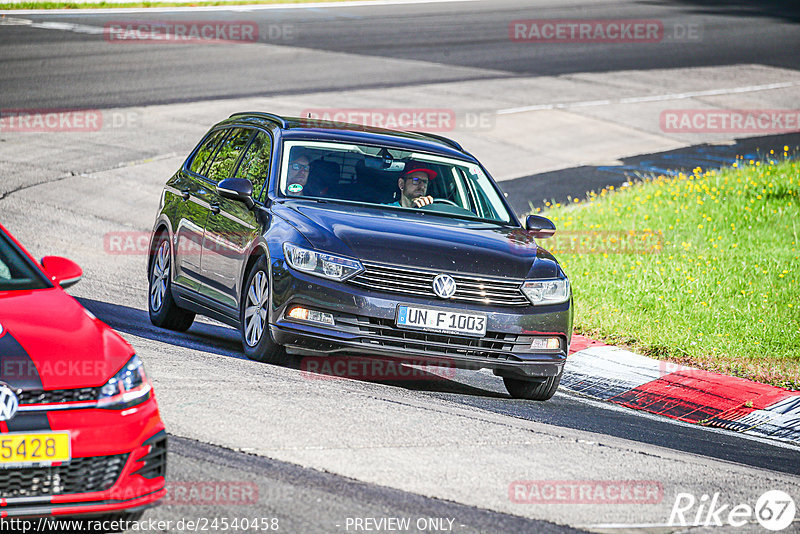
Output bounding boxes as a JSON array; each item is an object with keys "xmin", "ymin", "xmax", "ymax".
[
  {"xmin": 466, "ymin": 175, "xmax": 498, "ymax": 220},
  {"xmin": 206, "ymin": 128, "xmax": 254, "ymax": 184},
  {"xmin": 189, "ymin": 129, "xmax": 228, "ymax": 176},
  {"xmin": 235, "ymin": 131, "xmax": 272, "ymax": 200}
]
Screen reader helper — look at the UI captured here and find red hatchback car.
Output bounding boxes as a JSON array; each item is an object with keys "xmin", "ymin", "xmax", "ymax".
[{"xmin": 0, "ymin": 223, "xmax": 166, "ymax": 522}]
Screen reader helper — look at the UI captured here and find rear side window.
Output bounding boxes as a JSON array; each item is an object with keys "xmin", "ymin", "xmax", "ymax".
[
  {"xmin": 206, "ymin": 128, "xmax": 254, "ymax": 184},
  {"xmin": 235, "ymin": 131, "xmax": 272, "ymax": 201},
  {"xmin": 189, "ymin": 129, "xmax": 228, "ymax": 176}
]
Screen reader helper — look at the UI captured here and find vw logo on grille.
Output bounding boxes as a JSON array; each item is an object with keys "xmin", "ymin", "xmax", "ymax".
[
  {"xmin": 0, "ymin": 384, "xmax": 19, "ymax": 422},
  {"xmin": 432, "ymin": 274, "xmax": 457, "ymax": 299}
]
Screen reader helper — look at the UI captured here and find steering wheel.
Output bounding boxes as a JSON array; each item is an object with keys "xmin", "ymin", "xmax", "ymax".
[{"xmin": 431, "ymin": 198, "xmax": 459, "ymax": 207}]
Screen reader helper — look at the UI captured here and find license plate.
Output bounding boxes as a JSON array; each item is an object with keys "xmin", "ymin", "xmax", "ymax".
[
  {"xmin": 0, "ymin": 432, "xmax": 71, "ymax": 467},
  {"xmin": 396, "ymin": 305, "xmax": 487, "ymax": 337}
]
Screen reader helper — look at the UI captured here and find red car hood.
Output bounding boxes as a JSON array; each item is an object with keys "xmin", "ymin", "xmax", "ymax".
[{"xmin": 0, "ymin": 287, "xmax": 133, "ymax": 390}]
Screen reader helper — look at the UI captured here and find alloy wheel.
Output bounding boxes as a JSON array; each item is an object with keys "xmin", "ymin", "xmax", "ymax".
[
  {"xmin": 150, "ymin": 240, "xmax": 170, "ymax": 312},
  {"xmin": 244, "ymin": 270, "xmax": 268, "ymax": 347}
]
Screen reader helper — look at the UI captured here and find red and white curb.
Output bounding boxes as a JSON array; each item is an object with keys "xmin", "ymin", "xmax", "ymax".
[{"xmin": 563, "ymin": 335, "xmax": 800, "ymax": 445}]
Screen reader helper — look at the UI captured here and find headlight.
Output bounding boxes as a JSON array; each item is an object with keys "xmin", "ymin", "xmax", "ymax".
[
  {"xmin": 283, "ymin": 243, "xmax": 363, "ymax": 281},
  {"xmin": 521, "ymin": 278, "xmax": 570, "ymax": 305},
  {"xmin": 98, "ymin": 354, "xmax": 152, "ymax": 409}
]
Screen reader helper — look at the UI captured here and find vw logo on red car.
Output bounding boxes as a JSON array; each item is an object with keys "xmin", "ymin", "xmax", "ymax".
[{"xmin": 0, "ymin": 384, "xmax": 19, "ymax": 422}]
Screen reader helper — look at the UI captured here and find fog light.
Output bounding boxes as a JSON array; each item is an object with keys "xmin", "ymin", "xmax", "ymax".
[
  {"xmin": 287, "ymin": 306, "xmax": 334, "ymax": 326},
  {"xmin": 288, "ymin": 307, "xmax": 308, "ymax": 320},
  {"xmin": 530, "ymin": 337, "xmax": 561, "ymax": 350}
]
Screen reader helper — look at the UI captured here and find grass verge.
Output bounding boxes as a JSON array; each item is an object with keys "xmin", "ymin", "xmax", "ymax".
[
  {"xmin": 0, "ymin": 0, "xmax": 367, "ymax": 9},
  {"xmin": 536, "ymin": 149, "xmax": 799, "ymax": 389}
]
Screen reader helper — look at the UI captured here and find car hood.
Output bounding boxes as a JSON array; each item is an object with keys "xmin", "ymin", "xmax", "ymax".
[
  {"xmin": 0, "ymin": 288, "xmax": 133, "ymax": 390},
  {"xmin": 274, "ymin": 201, "xmax": 552, "ymax": 279}
]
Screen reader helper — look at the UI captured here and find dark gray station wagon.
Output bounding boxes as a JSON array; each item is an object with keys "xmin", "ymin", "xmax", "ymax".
[{"xmin": 148, "ymin": 112, "xmax": 572, "ymax": 400}]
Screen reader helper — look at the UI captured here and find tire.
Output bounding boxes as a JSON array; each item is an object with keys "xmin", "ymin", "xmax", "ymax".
[
  {"xmin": 241, "ymin": 256, "xmax": 286, "ymax": 364},
  {"xmin": 148, "ymin": 234, "xmax": 195, "ymax": 332},
  {"xmin": 503, "ymin": 370, "xmax": 562, "ymax": 401}
]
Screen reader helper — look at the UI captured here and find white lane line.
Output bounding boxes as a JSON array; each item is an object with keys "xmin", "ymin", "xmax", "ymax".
[
  {"xmin": 497, "ymin": 81, "xmax": 800, "ymax": 115},
  {"xmin": 0, "ymin": 16, "xmax": 105, "ymax": 33},
  {"xmin": 0, "ymin": 0, "xmax": 479, "ymax": 15}
]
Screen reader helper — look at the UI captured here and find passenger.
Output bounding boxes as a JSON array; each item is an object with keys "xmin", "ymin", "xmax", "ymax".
[
  {"xmin": 388, "ymin": 162, "xmax": 437, "ymax": 208},
  {"xmin": 286, "ymin": 151, "xmax": 311, "ymax": 195}
]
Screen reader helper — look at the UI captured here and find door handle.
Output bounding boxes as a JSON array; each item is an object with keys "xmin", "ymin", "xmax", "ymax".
[
  {"xmin": 210, "ymin": 203, "xmax": 221, "ymax": 215},
  {"xmin": 180, "ymin": 190, "xmax": 190, "ymax": 201}
]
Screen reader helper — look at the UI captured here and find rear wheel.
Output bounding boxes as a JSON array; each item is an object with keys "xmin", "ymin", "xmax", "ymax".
[
  {"xmin": 148, "ymin": 235, "xmax": 195, "ymax": 331},
  {"xmin": 241, "ymin": 257, "xmax": 286, "ymax": 364},
  {"xmin": 503, "ymin": 370, "xmax": 562, "ymax": 401}
]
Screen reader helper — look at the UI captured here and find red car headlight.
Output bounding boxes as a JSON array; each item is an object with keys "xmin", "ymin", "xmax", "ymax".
[{"xmin": 98, "ymin": 355, "xmax": 152, "ymax": 409}]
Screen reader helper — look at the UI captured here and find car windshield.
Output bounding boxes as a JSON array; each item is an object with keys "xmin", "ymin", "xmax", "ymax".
[
  {"xmin": 0, "ymin": 232, "xmax": 49, "ymax": 291},
  {"xmin": 278, "ymin": 140, "xmax": 515, "ymax": 224}
]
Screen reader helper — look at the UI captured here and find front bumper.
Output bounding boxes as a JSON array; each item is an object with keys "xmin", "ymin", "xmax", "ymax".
[
  {"xmin": 0, "ymin": 396, "xmax": 167, "ymax": 518},
  {"xmin": 270, "ymin": 262, "xmax": 572, "ymax": 379}
]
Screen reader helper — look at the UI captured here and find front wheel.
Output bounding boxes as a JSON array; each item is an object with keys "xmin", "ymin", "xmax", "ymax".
[
  {"xmin": 503, "ymin": 370, "xmax": 562, "ymax": 401},
  {"xmin": 240, "ymin": 257, "xmax": 286, "ymax": 364},
  {"xmin": 148, "ymin": 235, "xmax": 195, "ymax": 332}
]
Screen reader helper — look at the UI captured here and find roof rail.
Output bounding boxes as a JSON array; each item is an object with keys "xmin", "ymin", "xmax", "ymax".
[
  {"xmin": 408, "ymin": 131, "xmax": 463, "ymax": 152},
  {"xmin": 229, "ymin": 112, "xmax": 286, "ymax": 128}
]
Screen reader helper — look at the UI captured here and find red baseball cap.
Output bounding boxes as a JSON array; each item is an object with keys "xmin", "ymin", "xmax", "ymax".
[{"xmin": 402, "ymin": 161, "xmax": 437, "ymax": 180}]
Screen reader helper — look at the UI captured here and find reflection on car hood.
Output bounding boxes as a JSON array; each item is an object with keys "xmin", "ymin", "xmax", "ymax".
[
  {"xmin": 276, "ymin": 201, "xmax": 542, "ymax": 278},
  {"xmin": 0, "ymin": 288, "xmax": 133, "ymax": 390}
]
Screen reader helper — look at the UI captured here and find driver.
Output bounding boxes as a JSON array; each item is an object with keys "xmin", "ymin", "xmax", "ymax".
[
  {"xmin": 389, "ymin": 162, "xmax": 437, "ymax": 208},
  {"xmin": 286, "ymin": 150, "xmax": 311, "ymax": 196}
]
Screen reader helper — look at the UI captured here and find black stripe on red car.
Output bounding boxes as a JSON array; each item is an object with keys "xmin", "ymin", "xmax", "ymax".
[
  {"xmin": 0, "ymin": 332, "xmax": 43, "ymax": 390},
  {"xmin": 5, "ymin": 413, "xmax": 51, "ymax": 432}
]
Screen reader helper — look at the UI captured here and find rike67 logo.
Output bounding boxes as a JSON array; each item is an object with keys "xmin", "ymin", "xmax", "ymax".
[{"xmin": 669, "ymin": 490, "xmax": 796, "ymax": 531}]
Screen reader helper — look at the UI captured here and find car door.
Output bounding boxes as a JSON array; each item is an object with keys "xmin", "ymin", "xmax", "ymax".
[
  {"xmin": 198, "ymin": 127, "xmax": 262, "ymax": 310},
  {"xmin": 170, "ymin": 128, "xmax": 229, "ymax": 290}
]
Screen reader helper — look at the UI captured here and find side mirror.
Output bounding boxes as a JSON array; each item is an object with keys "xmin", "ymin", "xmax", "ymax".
[
  {"xmin": 217, "ymin": 178, "xmax": 255, "ymax": 209},
  {"xmin": 525, "ymin": 215, "xmax": 556, "ymax": 238},
  {"xmin": 40, "ymin": 256, "xmax": 83, "ymax": 289}
]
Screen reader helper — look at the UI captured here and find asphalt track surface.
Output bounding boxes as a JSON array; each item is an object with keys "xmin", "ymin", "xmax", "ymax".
[
  {"xmin": 0, "ymin": 0, "xmax": 798, "ymax": 108},
  {"xmin": 2, "ymin": 0, "xmax": 800, "ymax": 532},
  {"xmin": 82, "ymin": 296, "xmax": 800, "ymax": 476}
]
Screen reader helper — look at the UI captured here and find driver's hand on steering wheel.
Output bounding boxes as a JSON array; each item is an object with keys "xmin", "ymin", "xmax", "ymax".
[{"xmin": 411, "ymin": 195, "xmax": 434, "ymax": 208}]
